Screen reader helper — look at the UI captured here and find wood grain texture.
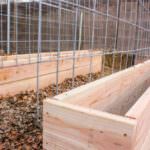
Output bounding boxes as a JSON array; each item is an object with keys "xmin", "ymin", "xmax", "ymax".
[
  {"xmin": 126, "ymin": 87, "xmax": 150, "ymax": 150},
  {"xmin": 55, "ymin": 60, "xmax": 150, "ymax": 115},
  {"xmin": 140, "ymin": 130, "xmax": 150, "ymax": 150},
  {"xmin": 1, "ymin": 50, "xmax": 97, "ymax": 67},
  {"xmin": 0, "ymin": 50, "xmax": 102, "ymax": 96},
  {"xmin": 43, "ymin": 100, "xmax": 135, "ymax": 150},
  {"xmin": 43, "ymin": 61, "xmax": 150, "ymax": 150}
]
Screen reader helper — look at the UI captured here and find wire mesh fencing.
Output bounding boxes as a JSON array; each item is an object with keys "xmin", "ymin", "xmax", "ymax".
[{"xmin": 0, "ymin": 0, "xmax": 150, "ymax": 123}]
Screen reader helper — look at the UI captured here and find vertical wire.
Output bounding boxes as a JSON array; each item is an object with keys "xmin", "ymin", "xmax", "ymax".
[
  {"xmin": 47, "ymin": 4, "xmax": 51, "ymax": 61},
  {"xmin": 125, "ymin": 0, "xmax": 130, "ymax": 68},
  {"xmin": 141, "ymin": 0, "xmax": 144, "ymax": 62},
  {"xmin": 119, "ymin": 0, "xmax": 126, "ymax": 70},
  {"xmin": 133, "ymin": 0, "xmax": 139, "ymax": 65},
  {"xmin": 148, "ymin": 4, "xmax": 149, "ymax": 59},
  {"xmin": 144, "ymin": 0, "xmax": 147, "ymax": 61},
  {"xmin": 25, "ymin": 3, "xmax": 27, "ymax": 56},
  {"xmin": 139, "ymin": 2, "xmax": 143, "ymax": 62},
  {"xmin": 148, "ymin": 2, "xmax": 150, "ymax": 58},
  {"xmin": 112, "ymin": 0, "xmax": 121, "ymax": 73},
  {"xmin": 138, "ymin": 2, "xmax": 141, "ymax": 62},
  {"xmin": 36, "ymin": 0, "xmax": 42, "ymax": 124},
  {"xmin": 56, "ymin": 1, "xmax": 62, "ymax": 95},
  {"xmin": 130, "ymin": 1, "xmax": 135, "ymax": 65},
  {"xmin": 33, "ymin": 2, "xmax": 36, "ymax": 54},
  {"xmin": 148, "ymin": 1, "xmax": 150, "ymax": 60},
  {"xmin": 78, "ymin": 10, "xmax": 83, "ymax": 51},
  {"xmin": 15, "ymin": 0, "xmax": 18, "ymax": 65},
  {"xmin": 89, "ymin": 0, "xmax": 96, "ymax": 81},
  {"xmin": 102, "ymin": 0, "xmax": 109, "ymax": 76},
  {"xmin": 129, "ymin": 0, "xmax": 135, "ymax": 66},
  {"xmin": 135, "ymin": 0, "xmax": 142, "ymax": 64},
  {"xmin": 0, "ymin": 3, "xmax": 3, "ymax": 67},
  {"xmin": 39, "ymin": 2, "xmax": 42, "ymax": 63},
  {"xmin": 138, "ymin": 0, "xmax": 146, "ymax": 97},
  {"xmin": 145, "ymin": 1, "xmax": 149, "ymax": 61},
  {"xmin": 28, "ymin": 1, "xmax": 31, "ymax": 63},
  {"xmin": 124, "ymin": 0, "xmax": 128, "ymax": 68},
  {"xmin": 125, "ymin": 1, "xmax": 133, "ymax": 67},
  {"xmin": 7, "ymin": 0, "xmax": 10, "ymax": 54},
  {"xmin": 72, "ymin": 0, "xmax": 78, "ymax": 88}
]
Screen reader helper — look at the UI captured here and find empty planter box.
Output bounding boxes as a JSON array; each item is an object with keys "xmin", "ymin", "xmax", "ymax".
[{"xmin": 43, "ymin": 60, "xmax": 150, "ymax": 150}]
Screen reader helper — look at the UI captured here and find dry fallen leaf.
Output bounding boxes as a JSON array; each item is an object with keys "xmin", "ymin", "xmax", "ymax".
[{"xmin": 0, "ymin": 71, "xmax": 110, "ymax": 149}]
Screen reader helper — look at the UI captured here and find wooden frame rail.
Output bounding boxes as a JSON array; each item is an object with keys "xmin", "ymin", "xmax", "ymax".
[
  {"xmin": 44, "ymin": 60, "xmax": 150, "ymax": 150},
  {"xmin": 0, "ymin": 50, "xmax": 102, "ymax": 96}
]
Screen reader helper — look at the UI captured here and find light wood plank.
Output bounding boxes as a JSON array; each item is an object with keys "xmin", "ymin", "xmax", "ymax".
[
  {"xmin": 55, "ymin": 60, "xmax": 150, "ymax": 115},
  {"xmin": 0, "ymin": 50, "xmax": 102, "ymax": 96},
  {"xmin": 43, "ymin": 99, "xmax": 136, "ymax": 150},
  {"xmin": 126, "ymin": 87, "xmax": 150, "ymax": 150}
]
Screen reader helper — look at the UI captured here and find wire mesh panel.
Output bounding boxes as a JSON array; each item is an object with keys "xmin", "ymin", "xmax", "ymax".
[
  {"xmin": 0, "ymin": 0, "xmax": 150, "ymax": 148},
  {"xmin": 0, "ymin": 0, "xmax": 149, "ymax": 66}
]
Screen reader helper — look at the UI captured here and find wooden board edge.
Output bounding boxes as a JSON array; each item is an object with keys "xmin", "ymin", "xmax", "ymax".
[
  {"xmin": 125, "ymin": 86, "xmax": 150, "ymax": 119},
  {"xmin": 43, "ymin": 99, "xmax": 136, "ymax": 149},
  {"xmin": 44, "ymin": 98, "xmax": 136, "ymax": 136},
  {"xmin": 140, "ymin": 129, "xmax": 150, "ymax": 150},
  {"xmin": 1, "ymin": 50, "xmax": 102, "ymax": 67},
  {"xmin": 125, "ymin": 87, "xmax": 150, "ymax": 150},
  {"xmin": 54, "ymin": 60, "xmax": 150, "ymax": 102}
]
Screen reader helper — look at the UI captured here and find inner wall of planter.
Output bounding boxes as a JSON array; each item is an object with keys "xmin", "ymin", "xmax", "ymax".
[{"xmin": 97, "ymin": 80, "xmax": 150, "ymax": 116}]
